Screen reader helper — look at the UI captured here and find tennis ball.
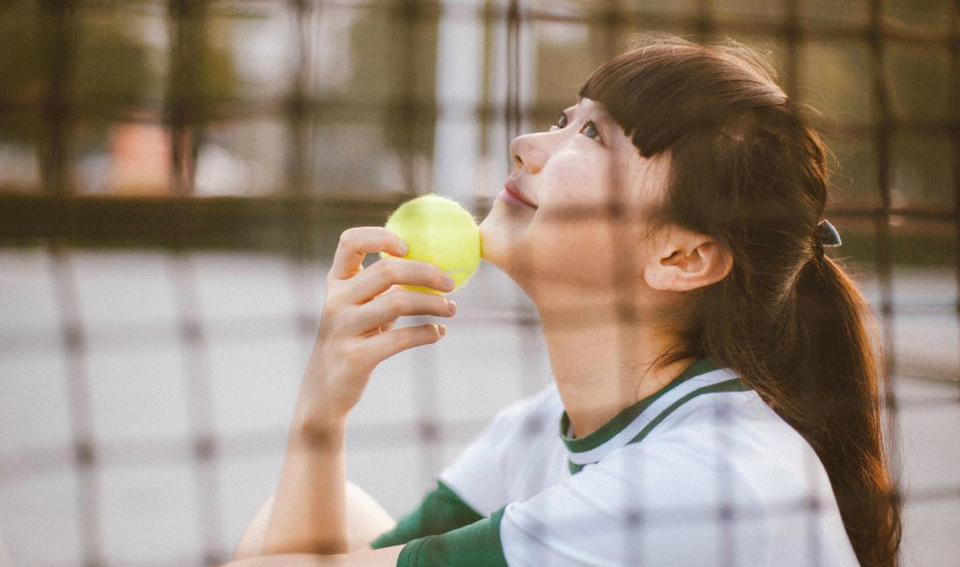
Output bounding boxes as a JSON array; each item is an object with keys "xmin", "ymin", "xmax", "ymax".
[{"xmin": 380, "ymin": 194, "xmax": 481, "ymax": 295}]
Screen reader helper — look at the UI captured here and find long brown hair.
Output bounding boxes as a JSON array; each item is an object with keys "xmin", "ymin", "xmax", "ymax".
[{"xmin": 581, "ymin": 35, "xmax": 901, "ymax": 566}]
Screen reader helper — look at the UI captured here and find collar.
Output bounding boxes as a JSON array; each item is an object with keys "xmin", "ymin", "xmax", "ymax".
[{"xmin": 558, "ymin": 358, "xmax": 749, "ymax": 474}]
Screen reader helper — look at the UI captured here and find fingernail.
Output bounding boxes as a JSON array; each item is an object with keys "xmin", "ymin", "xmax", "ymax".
[
  {"xmin": 444, "ymin": 275, "xmax": 455, "ymax": 290},
  {"xmin": 399, "ymin": 241, "xmax": 409, "ymax": 255},
  {"xmin": 446, "ymin": 300, "xmax": 457, "ymax": 316},
  {"xmin": 438, "ymin": 324, "xmax": 447, "ymax": 337}
]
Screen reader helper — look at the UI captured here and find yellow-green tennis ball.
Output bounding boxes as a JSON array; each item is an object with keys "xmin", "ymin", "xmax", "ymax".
[{"xmin": 380, "ymin": 194, "xmax": 481, "ymax": 295}]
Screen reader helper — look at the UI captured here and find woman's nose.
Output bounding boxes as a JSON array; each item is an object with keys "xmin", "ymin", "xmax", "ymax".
[{"xmin": 510, "ymin": 133, "xmax": 548, "ymax": 174}]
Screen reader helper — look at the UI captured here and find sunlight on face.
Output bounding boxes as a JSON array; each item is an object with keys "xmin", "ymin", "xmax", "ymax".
[{"xmin": 479, "ymin": 98, "xmax": 671, "ymax": 298}]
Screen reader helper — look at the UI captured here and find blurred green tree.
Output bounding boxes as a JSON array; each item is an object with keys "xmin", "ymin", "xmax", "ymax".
[
  {"xmin": 345, "ymin": 1, "xmax": 438, "ymax": 179},
  {"xmin": 0, "ymin": 0, "xmax": 239, "ymax": 194}
]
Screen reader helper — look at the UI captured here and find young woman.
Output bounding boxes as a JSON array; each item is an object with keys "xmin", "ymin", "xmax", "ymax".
[{"xmin": 227, "ymin": 35, "xmax": 901, "ymax": 567}]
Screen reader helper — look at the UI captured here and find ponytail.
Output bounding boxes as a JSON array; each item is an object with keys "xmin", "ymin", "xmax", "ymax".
[
  {"xmin": 789, "ymin": 255, "xmax": 902, "ymax": 567},
  {"xmin": 691, "ymin": 252, "xmax": 902, "ymax": 567}
]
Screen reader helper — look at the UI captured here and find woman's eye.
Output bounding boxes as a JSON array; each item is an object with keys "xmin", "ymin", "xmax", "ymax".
[
  {"xmin": 556, "ymin": 114, "xmax": 568, "ymax": 129},
  {"xmin": 580, "ymin": 121, "xmax": 600, "ymax": 140}
]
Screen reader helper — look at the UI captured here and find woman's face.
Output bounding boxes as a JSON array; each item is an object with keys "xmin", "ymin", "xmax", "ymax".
[{"xmin": 479, "ymin": 98, "xmax": 671, "ymax": 296}]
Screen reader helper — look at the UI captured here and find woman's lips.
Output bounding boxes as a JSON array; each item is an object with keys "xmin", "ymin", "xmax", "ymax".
[{"xmin": 500, "ymin": 180, "xmax": 537, "ymax": 209}]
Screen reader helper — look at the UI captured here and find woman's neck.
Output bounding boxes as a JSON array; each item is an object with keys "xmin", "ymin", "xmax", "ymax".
[{"xmin": 535, "ymin": 292, "xmax": 692, "ymax": 439}]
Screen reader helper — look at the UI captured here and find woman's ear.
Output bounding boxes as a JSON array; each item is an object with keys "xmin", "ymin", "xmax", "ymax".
[{"xmin": 643, "ymin": 228, "xmax": 732, "ymax": 292}]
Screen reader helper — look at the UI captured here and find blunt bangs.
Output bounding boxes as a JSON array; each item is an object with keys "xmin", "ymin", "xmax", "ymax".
[{"xmin": 578, "ymin": 40, "xmax": 787, "ymax": 158}]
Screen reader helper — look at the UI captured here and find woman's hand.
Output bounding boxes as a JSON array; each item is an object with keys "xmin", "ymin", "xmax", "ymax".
[{"xmin": 295, "ymin": 226, "xmax": 457, "ymax": 425}]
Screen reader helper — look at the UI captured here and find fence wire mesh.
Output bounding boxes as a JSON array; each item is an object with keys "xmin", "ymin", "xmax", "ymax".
[{"xmin": 0, "ymin": 1, "xmax": 958, "ymax": 566}]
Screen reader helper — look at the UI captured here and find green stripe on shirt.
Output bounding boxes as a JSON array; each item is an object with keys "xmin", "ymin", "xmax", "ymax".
[
  {"xmin": 567, "ymin": 377, "xmax": 751, "ymax": 474},
  {"xmin": 559, "ymin": 357, "xmax": 721, "ymax": 453},
  {"xmin": 627, "ymin": 378, "xmax": 751, "ymax": 445}
]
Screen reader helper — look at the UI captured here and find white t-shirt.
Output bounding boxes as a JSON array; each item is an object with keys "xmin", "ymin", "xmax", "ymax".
[{"xmin": 372, "ymin": 359, "xmax": 859, "ymax": 567}]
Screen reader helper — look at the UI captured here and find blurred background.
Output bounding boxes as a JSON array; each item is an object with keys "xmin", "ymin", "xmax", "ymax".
[{"xmin": 0, "ymin": 0, "xmax": 958, "ymax": 566}]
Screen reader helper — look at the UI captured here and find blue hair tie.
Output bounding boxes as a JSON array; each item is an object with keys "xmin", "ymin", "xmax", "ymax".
[
  {"xmin": 817, "ymin": 219, "xmax": 842, "ymax": 247},
  {"xmin": 814, "ymin": 219, "xmax": 841, "ymax": 261}
]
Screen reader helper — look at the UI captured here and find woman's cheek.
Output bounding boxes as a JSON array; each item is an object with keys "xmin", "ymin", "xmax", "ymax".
[{"xmin": 525, "ymin": 215, "xmax": 622, "ymax": 289}]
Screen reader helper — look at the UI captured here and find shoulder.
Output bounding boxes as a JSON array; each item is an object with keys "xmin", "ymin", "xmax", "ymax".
[
  {"xmin": 612, "ymin": 388, "xmax": 834, "ymax": 505},
  {"xmin": 438, "ymin": 385, "xmax": 564, "ymax": 515},
  {"xmin": 593, "ymin": 388, "xmax": 856, "ymax": 563}
]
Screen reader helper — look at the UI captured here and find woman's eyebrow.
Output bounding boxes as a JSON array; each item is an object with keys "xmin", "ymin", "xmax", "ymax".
[{"xmin": 564, "ymin": 105, "xmax": 614, "ymax": 125}]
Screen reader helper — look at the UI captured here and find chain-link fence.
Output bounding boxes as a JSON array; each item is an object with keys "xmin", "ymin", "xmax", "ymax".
[{"xmin": 1, "ymin": 1, "xmax": 958, "ymax": 566}]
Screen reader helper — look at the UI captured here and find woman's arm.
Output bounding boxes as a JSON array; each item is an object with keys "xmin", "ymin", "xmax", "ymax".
[
  {"xmin": 261, "ymin": 415, "xmax": 348, "ymax": 555},
  {"xmin": 235, "ymin": 484, "xmax": 396, "ymax": 559},
  {"xmin": 235, "ymin": 494, "xmax": 276, "ymax": 559},
  {"xmin": 223, "ymin": 547, "xmax": 402, "ymax": 567},
  {"xmin": 253, "ymin": 227, "xmax": 455, "ymax": 556}
]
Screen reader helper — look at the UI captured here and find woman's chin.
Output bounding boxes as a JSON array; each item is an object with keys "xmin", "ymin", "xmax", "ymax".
[
  {"xmin": 478, "ymin": 215, "xmax": 503, "ymax": 267},
  {"xmin": 481, "ymin": 195, "xmax": 531, "ymax": 238},
  {"xmin": 479, "ymin": 213, "xmax": 521, "ymax": 274}
]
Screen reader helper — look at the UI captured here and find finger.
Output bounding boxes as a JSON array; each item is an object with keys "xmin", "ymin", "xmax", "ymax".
[
  {"xmin": 375, "ymin": 288, "xmax": 398, "ymax": 334},
  {"xmin": 346, "ymin": 257, "xmax": 455, "ymax": 304},
  {"xmin": 364, "ymin": 322, "xmax": 446, "ymax": 361},
  {"xmin": 360, "ymin": 319, "xmax": 395, "ymax": 338},
  {"xmin": 330, "ymin": 227, "xmax": 408, "ymax": 280},
  {"xmin": 347, "ymin": 289, "xmax": 456, "ymax": 336},
  {"xmin": 359, "ymin": 286, "xmax": 397, "ymax": 337}
]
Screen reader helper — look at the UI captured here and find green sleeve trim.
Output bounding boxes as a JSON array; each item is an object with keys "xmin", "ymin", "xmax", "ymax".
[
  {"xmin": 370, "ymin": 481, "xmax": 484, "ymax": 549},
  {"xmin": 397, "ymin": 507, "xmax": 509, "ymax": 567}
]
